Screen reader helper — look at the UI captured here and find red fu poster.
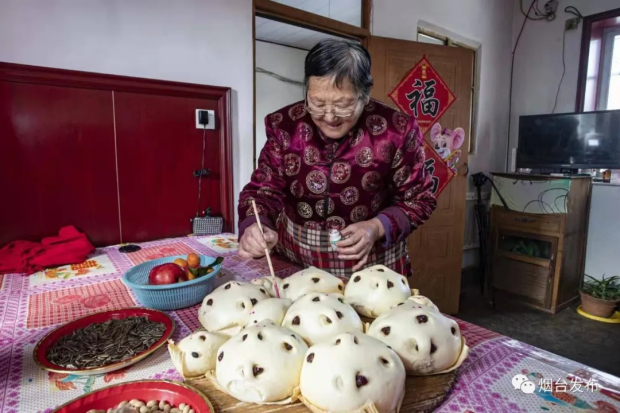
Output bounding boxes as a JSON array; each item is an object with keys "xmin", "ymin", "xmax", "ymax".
[
  {"xmin": 389, "ymin": 55, "xmax": 456, "ymax": 134},
  {"xmin": 389, "ymin": 55, "xmax": 460, "ymax": 197}
]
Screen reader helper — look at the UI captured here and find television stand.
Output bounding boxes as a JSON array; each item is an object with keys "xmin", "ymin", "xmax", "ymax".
[{"xmin": 489, "ymin": 173, "xmax": 592, "ymax": 313}]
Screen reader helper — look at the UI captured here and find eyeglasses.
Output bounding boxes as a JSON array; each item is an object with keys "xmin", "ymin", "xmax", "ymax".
[{"xmin": 304, "ymin": 97, "xmax": 362, "ymax": 118}]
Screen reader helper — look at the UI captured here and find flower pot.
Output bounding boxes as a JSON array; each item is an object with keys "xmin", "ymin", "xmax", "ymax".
[{"xmin": 580, "ymin": 291, "xmax": 619, "ymax": 318}]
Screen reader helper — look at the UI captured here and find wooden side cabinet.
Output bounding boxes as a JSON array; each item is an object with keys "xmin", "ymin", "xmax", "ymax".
[{"xmin": 489, "ymin": 174, "xmax": 592, "ymax": 313}]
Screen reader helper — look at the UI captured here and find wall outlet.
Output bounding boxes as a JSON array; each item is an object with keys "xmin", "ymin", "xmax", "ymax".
[
  {"xmin": 565, "ymin": 17, "xmax": 580, "ymax": 31},
  {"xmin": 195, "ymin": 109, "xmax": 215, "ymax": 130}
]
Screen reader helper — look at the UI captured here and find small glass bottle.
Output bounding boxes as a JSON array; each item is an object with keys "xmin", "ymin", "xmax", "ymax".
[{"xmin": 329, "ymin": 229, "xmax": 341, "ymax": 250}]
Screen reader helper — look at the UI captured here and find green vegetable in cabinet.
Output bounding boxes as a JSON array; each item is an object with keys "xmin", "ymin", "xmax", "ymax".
[{"xmin": 511, "ymin": 239, "xmax": 543, "ymax": 258}]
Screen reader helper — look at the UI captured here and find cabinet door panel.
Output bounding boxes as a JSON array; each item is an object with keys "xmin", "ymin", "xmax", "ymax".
[
  {"xmin": 0, "ymin": 81, "xmax": 119, "ymax": 246},
  {"xmin": 114, "ymin": 92, "xmax": 220, "ymax": 242},
  {"xmin": 492, "ymin": 257, "xmax": 553, "ymax": 307}
]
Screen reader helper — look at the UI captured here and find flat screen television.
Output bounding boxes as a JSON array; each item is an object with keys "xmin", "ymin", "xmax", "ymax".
[{"xmin": 517, "ymin": 110, "xmax": 620, "ymax": 169}]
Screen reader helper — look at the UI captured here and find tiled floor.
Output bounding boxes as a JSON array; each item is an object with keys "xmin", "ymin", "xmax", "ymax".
[{"xmin": 457, "ymin": 269, "xmax": 620, "ymax": 377}]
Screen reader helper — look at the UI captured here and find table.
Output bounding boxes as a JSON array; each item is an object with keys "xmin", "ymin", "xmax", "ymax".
[{"xmin": 1, "ymin": 234, "xmax": 619, "ymax": 413}]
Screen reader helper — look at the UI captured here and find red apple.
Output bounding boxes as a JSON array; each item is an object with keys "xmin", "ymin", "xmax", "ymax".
[{"xmin": 149, "ymin": 263, "xmax": 186, "ymax": 285}]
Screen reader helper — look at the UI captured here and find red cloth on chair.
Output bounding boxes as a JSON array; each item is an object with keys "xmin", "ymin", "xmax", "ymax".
[{"xmin": 0, "ymin": 226, "xmax": 95, "ymax": 275}]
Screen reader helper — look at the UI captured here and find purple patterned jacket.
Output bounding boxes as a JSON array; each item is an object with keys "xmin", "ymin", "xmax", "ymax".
[{"xmin": 238, "ymin": 99, "xmax": 437, "ymax": 247}]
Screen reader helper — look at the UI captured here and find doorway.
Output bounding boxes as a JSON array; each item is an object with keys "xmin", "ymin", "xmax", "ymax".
[
  {"xmin": 252, "ymin": 0, "xmax": 370, "ymax": 164},
  {"xmin": 254, "ymin": 17, "xmax": 353, "ymax": 160}
]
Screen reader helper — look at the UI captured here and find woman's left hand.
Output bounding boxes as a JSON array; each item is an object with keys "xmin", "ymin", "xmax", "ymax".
[{"xmin": 336, "ymin": 218, "xmax": 385, "ymax": 271}]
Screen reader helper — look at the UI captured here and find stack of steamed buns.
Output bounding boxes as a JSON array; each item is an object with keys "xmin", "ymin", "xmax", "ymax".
[{"xmin": 167, "ymin": 265, "xmax": 469, "ymax": 413}]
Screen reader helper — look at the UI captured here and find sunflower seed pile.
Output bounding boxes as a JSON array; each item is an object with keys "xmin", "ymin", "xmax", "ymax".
[{"xmin": 47, "ymin": 316, "xmax": 166, "ymax": 369}]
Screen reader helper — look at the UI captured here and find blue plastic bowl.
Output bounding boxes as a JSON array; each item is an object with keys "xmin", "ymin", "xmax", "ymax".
[{"xmin": 122, "ymin": 255, "xmax": 220, "ymax": 311}]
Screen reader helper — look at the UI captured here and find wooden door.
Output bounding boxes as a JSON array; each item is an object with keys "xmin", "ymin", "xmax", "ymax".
[
  {"xmin": 369, "ymin": 37, "xmax": 474, "ymax": 314},
  {"xmin": 114, "ymin": 92, "xmax": 222, "ymax": 243}
]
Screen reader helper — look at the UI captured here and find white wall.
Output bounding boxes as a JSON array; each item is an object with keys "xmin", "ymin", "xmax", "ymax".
[
  {"xmin": 255, "ymin": 41, "xmax": 306, "ymax": 156},
  {"xmin": 0, "ymin": 0, "xmax": 253, "ymax": 230},
  {"xmin": 509, "ymin": 0, "xmax": 620, "ymax": 159},
  {"xmin": 585, "ymin": 184, "xmax": 620, "ymax": 280},
  {"xmin": 373, "ymin": 0, "xmax": 515, "ymax": 178}
]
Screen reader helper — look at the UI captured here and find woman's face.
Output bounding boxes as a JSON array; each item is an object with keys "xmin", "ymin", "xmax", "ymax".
[{"xmin": 306, "ymin": 76, "xmax": 366, "ymax": 140}]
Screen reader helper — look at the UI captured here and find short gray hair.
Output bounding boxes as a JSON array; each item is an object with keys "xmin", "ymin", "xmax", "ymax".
[{"xmin": 304, "ymin": 39, "xmax": 373, "ymax": 100}]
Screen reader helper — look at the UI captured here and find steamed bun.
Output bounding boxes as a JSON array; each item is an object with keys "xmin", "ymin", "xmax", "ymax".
[
  {"xmin": 251, "ymin": 276, "xmax": 281, "ymax": 297},
  {"xmin": 405, "ymin": 290, "xmax": 439, "ymax": 312},
  {"xmin": 168, "ymin": 330, "xmax": 228, "ymax": 378},
  {"xmin": 300, "ymin": 332, "xmax": 405, "ymax": 413},
  {"xmin": 344, "ymin": 265, "xmax": 411, "ymax": 318},
  {"xmin": 281, "ymin": 293, "xmax": 362, "ymax": 345},
  {"xmin": 246, "ymin": 298, "xmax": 293, "ymax": 326},
  {"xmin": 367, "ymin": 304, "xmax": 466, "ymax": 375},
  {"xmin": 214, "ymin": 320, "xmax": 308, "ymax": 403},
  {"xmin": 252, "ymin": 267, "xmax": 344, "ymax": 300},
  {"xmin": 198, "ymin": 281, "xmax": 269, "ymax": 335}
]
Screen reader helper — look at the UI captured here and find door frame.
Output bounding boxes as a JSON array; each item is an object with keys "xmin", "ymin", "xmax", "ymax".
[
  {"xmin": 255, "ymin": 0, "xmax": 371, "ymax": 40},
  {"xmin": 252, "ymin": 0, "xmax": 372, "ymax": 166}
]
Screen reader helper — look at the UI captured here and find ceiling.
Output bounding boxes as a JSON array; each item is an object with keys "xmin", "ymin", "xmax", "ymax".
[
  {"xmin": 255, "ymin": 17, "xmax": 345, "ymax": 50},
  {"xmin": 256, "ymin": 0, "xmax": 361, "ymax": 51}
]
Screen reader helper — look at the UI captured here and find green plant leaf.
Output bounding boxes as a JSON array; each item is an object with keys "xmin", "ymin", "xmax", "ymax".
[{"xmin": 581, "ymin": 274, "xmax": 620, "ymax": 300}]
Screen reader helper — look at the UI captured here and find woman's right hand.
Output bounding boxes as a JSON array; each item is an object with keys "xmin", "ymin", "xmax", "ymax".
[{"xmin": 238, "ymin": 223, "xmax": 279, "ymax": 259}]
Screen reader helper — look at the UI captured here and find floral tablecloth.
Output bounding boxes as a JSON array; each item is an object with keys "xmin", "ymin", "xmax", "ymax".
[{"xmin": 1, "ymin": 234, "xmax": 619, "ymax": 413}]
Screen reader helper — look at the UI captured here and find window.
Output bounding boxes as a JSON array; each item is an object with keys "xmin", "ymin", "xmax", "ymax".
[
  {"xmin": 417, "ymin": 28, "xmax": 479, "ymax": 154},
  {"xmin": 417, "ymin": 32, "xmax": 445, "ymax": 46},
  {"xmin": 576, "ymin": 8, "xmax": 620, "ymax": 112},
  {"xmin": 600, "ymin": 28, "xmax": 620, "ymax": 110}
]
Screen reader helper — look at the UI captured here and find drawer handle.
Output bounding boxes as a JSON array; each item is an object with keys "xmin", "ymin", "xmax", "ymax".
[{"xmin": 515, "ymin": 217, "xmax": 537, "ymax": 223}]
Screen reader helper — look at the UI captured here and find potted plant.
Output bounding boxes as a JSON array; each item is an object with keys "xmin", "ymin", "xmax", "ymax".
[{"xmin": 580, "ymin": 275, "xmax": 620, "ymax": 318}]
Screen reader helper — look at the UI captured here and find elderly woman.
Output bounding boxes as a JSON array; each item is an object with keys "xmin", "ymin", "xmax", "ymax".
[{"xmin": 238, "ymin": 39, "xmax": 436, "ymax": 277}]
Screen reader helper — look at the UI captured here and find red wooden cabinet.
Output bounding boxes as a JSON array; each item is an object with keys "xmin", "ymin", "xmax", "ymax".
[
  {"xmin": 0, "ymin": 81, "xmax": 120, "ymax": 246},
  {"xmin": 0, "ymin": 62, "xmax": 232, "ymax": 247}
]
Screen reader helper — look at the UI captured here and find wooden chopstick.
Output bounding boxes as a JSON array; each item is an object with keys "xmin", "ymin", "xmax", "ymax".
[{"xmin": 251, "ymin": 200, "xmax": 280, "ymax": 298}]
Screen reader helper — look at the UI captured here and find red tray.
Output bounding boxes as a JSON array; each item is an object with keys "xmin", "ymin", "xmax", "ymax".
[
  {"xmin": 34, "ymin": 307, "xmax": 175, "ymax": 375},
  {"xmin": 53, "ymin": 380, "xmax": 213, "ymax": 413}
]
